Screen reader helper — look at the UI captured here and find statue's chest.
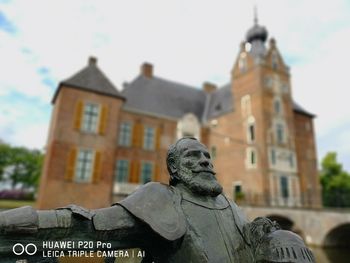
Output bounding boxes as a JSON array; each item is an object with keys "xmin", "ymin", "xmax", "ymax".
[{"xmin": 178, "ymin": 200, "xmax": 242, "ymax": 263}]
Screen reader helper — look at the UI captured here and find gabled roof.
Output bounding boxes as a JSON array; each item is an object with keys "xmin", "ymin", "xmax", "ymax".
[
  {"xmin": 122, "ymin": 75, "xmax": 206, "ymax": 120},
  {"xmin": 52, "ymin": 58, "xmax": 124, "ymax": 103}
]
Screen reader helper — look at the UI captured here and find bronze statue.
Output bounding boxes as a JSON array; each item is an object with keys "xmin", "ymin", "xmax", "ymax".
[{"xmin": 0, "ymin": 137, "xmax": 314, "ymax": 262}]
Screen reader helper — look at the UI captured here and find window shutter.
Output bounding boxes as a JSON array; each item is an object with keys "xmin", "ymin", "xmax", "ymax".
[
  {"xmin": 139, "ymin": 124, "xmax": 144, "ymax": 148},
  {"xmin": 92, "ymin": 151, "xmax": 101, "ymax": 183},
  {"xmin": 154, "ymin": 164, "xmax": 160, "ymax": 181},
  {"xmin": 74, "ymin": 101, "xmax": 83, "ymax": 130},
  {"xmin": 65, "ymin": 148, "xmax": 77, "ymax": 181},
  {"xmin": 129, "ymin": 161, "xmax": 135, "ymax": 183},
  {"xmin": 98, "ymin": 105, "xmax": 108, "ymax": 135},
  {"xmin": 132, "ymin": 124, "xmax": 139, "ymax": 147},
  {"xmin": 129, "ymin": 160, "xmax": 140, "ymax": 183},
  {"xmin": 132, "ymin": 123, "xmax": 143, "ymax": 147},
  {"xmin": 155, "ymin": 127, "xmax": 161, "ymax": 150}
]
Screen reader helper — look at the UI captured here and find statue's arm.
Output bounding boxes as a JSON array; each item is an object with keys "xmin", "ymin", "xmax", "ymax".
[{"xmin": 0, "ymin": 205, "xmax": 148, "ymax": 258}]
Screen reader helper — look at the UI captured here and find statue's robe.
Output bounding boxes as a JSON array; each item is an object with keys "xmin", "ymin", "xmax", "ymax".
[{"xmin": 113, "ymin": 182, "xmax": 254, "ymax": 262}]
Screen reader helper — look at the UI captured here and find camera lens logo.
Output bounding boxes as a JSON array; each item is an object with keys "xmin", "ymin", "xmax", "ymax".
[{"xmin": 12, "ymin": 243, "xmax": 37, "ymax": 256}]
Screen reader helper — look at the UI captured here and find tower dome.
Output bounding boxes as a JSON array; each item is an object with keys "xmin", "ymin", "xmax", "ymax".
[
  {"xmin": 246, "ymin": 23, "xmax": 268, "ymax": 43},
  {"xmin": 246, "ymin": 7, "xmax": 268, "ymax": 44},
  {"xmin": 245, "ymin": 7, "xmax": 268, "ymax": 58}
]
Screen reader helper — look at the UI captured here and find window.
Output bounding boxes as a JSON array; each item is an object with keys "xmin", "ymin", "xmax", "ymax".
[
  {"xmin": 264, "ymin": 76, "xmax": 273, "ymax": 88},
  {"xmin": 143, "ymin": 127, "xmax": 155, "ymax": 150},
  {"xmin": 274, "ymin": 99, "xmax": 281, "ymax": 114},
  {"xmin": 140, "ymin": 162, "xmax": 153, "ymax": 184},
  {"xmin": 281, "ymin": 83, "xmax": 289, "ymax": 93},
  {"xmin": 234, "ymin": 183, "xmax": 243, "ymax": 201},
  {"xmin": 82, "ymin": 103, "xmax": 100, "ymax": 133},
  {"xmin": 75, "ymin": 149, "xmax": 94, "ymax": 182},
  {"xmin": 246, "ymin": 148, "xmax": 257, "ymax": 168},
  {"xmin": 289, "ymin": 154, "xmax": 294, "ymax": 168},
  {"xmin": 238, "ymin": 53, "xmax": 247, "ymax": 73},
  {"xmin": 248, "ymin": 123, "xmax": 255, "ymax": 142},
  {"xmin": 211, "ymin": 146, "xmax": 217, "ymax": 159},
  {"xmin": 241, "ymin": 95, "xmax": 251, "ymax": 117},
  {"xmin": 115, "ymin": 160, "xmax": 129, "ymax": 183},
  {"xmin": 276, "ymin": 123, "xmax": 284, "ymax": 144},
  {"xmin": 118, "ymin": 122, "xmax": 132, "ymax": 146},
  {"xmin": 272, "ymin": 51, "xmax": 278, "ymax": 70},
  {"xmin": 250, "ymin": 150, "xmax": 256, "ymax": 165},
  {"xmin": 271, "ymin": 149, "xmax": 276, "ymax": 165},
  {"xmin": 280, "ymin": 176, "xmax": 289, "ymax": 198}
]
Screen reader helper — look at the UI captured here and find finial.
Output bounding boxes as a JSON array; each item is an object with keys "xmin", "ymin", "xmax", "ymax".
[{"xmin": 254, "ymin": 5, "xmax": 258, "ymax": 25}]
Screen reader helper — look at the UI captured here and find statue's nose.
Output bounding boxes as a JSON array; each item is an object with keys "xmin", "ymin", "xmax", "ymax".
[{"xmin": 199, "ymin": 154, "xmax": 210, "ymax": 167}]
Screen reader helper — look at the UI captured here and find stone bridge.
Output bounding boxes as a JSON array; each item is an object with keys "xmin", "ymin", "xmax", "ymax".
[{"xmin": 241, "ymin": 206, "xmax": 350, "ymax": 247}]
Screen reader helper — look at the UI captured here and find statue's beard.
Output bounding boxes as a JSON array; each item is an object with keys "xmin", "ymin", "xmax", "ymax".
[{"xmin": 178, "ymin": 166, "xmax": 223, "ymax": 197}]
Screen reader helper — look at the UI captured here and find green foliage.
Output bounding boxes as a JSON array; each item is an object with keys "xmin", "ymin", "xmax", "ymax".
[
  {"xmin": 0, "ymin": 142, "xmax": 44, "ymax": 191},
  {"xmin": 320, "ymin": 152, "xmax": 350, "ymax": 207}
]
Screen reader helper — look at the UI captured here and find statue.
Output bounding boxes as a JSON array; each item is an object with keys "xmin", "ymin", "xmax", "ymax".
[{"xmin": 0, "ymin": 137, "xmax": 315, "ymax": 262}]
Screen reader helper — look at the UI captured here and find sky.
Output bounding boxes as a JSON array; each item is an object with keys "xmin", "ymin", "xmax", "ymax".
[{"xmin": 0, "ymin": 0, "xmax": 350, "ymax": 171}]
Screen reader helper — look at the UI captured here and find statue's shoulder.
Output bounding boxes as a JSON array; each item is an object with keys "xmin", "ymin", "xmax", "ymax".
[{"xmin": 116, "ymin": 182, "xmax": 186, "ymax": 241}]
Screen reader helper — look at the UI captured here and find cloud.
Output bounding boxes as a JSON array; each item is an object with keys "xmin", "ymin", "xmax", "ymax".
[
  {"xmin": 0, "ymin": 10, "xmax": 16, "ymax": 34},
  {"xmin": 0, "ymin": 92, "xmax": 50, "ymax": 150},
  {"xmin": 0, "ymin": 0, "xmax": 349, "ymax": 171}
]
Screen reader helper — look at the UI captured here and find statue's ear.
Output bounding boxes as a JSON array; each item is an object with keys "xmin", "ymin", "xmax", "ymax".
[{"xmin": 168, "ymin": 157, "xmax": 177, "ymax": 174}]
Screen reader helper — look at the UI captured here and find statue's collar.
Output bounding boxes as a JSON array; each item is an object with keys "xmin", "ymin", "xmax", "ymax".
[{"xmin": 175, "ymin": 185, "xmax": 229, "ymax": 210}]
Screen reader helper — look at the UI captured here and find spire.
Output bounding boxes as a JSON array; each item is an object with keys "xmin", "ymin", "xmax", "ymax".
[{"xmin": 254, "ymin": 5, "xmax": 258, "ymax": 25}]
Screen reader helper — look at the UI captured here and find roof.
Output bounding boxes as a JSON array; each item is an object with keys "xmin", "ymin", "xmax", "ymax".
[
  {"xmin": 203, "ymin": 83, "xmax": 234, "ymax": 122},
  {"xmin": 121, "ymin": 75, "xmax": 206, "ymax": 120},
  {"xmin": 292, "ymin": 101, "xmax": 315, "ymax": 118},
  {"xmin": 122, "ymin": 75, "xmax": 314, "ymax": 122},
  {"xmin": 52, "ymin": 58, "xmax": 124, "ymax": 103}
]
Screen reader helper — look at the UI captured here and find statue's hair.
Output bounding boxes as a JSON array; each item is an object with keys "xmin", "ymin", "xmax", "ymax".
[{"xmin": 166, "ymin": 137, "xmax": 198, "ymax": 185}]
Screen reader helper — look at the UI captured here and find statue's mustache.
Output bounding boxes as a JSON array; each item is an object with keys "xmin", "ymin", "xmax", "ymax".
[{"xmin": 191, "ymin": 169, "xmax": 216, "ymax": 176}]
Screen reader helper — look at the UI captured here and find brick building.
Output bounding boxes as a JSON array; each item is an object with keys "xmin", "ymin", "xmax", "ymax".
[{"xmin": 37, "ymin": 20, "xmax": 321, "ymax": 209}]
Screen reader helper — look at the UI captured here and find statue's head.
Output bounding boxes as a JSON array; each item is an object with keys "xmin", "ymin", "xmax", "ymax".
[{"xmin": 166, "ymin": 137, "xmax": 223, "ymax": 197}]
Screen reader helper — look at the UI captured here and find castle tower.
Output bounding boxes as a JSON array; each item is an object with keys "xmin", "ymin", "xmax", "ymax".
[
  {"xmin": 37, "ymin": 57, "xmax": 125, "ymax": 209},
  {"xmin": 208, "ymin": 15, "xmax": 321, "ymax": 208}
]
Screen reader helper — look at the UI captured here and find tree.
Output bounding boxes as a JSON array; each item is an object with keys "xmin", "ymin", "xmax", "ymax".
[
  {"xmin": 320, "ymin": 152, "xmax": 350, "ymax": 207},
  {"xmin": 0, "ymin": 142, "xmax": 44, "ymax": 192}
]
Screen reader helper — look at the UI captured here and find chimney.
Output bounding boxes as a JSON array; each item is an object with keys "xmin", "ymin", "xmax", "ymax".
[
  {"xmin": 141, "ymin": 62, "xmax": 153, "ymax": 78},
  {"xmin": 88, "ymin": 56, "xmax": 97, "ymax": 66},
  {"xmin": 203, "ymin": 82, "xmax": 217, "ymax": 93}
]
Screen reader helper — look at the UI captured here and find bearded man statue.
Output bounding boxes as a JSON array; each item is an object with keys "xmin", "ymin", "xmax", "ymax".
[{"xmin": 0, "ymin": 137, "xmax": 314, "ymax": 263}]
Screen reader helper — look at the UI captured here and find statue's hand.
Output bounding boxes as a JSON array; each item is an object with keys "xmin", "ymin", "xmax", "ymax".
[{"xmin": 244, "ymin": 217, "xmax": 280, "ymax": 249}]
